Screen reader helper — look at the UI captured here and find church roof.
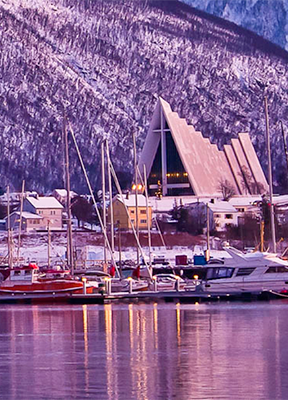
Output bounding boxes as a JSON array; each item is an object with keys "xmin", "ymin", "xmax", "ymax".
[{"xmin": 139, "ymin": 97, "xmax": 268, "ymax": 197}]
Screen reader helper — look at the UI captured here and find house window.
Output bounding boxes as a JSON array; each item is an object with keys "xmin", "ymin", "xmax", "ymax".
[
  {"xmin": 130, "ymin": 210, "xmax": 135, "ymax": 214},
  {"xmin": 215, "ymin": 214, "xmax": 221, "ymax": 218},
  {"xmin": 131, "ymin": 219, "xmax": 135, "ymax": 224},
  {"xmin": 51, "ymin": 211, "xmax": 56, "ymax": 215},
  {"xmin": 140, "ymin": 219, "xmax": 147, "ymax": 224},
  {"xmin": 140, "ymin": 210, "xmax": 146, "ymax": 214},
  {"xmin": 225, "ymin": 214, "xmax": 233, "ymax": 219},
  {"xmin": 38, "ymin": 210, "xmax": 42, "ymax": 214}
]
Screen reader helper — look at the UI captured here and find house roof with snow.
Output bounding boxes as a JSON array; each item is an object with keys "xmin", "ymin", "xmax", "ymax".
[
  {"xmin": 138, "ymin": 97, "xmax": 268, "ymax": 198},
  {"xmin": 25, "ymin": 196, "xmax": 63, "ymax": 209},
  {"xmin": 53, "ymin": 189, "xmax": 78, "ymax": 198},
  {"xmin": 187, "ymin": 200, "xmax": 237, "ymax": 213},
  {"xmin": 208, "ymin": 201, "xmax": 237, "ymax": 213},
  {"xmin": 113, "ymin": 194, "xmax": 150, "ymax": 208},
  {"xmin": 6, "ymin": 211, "xmax": 43, "ymax": 220}
]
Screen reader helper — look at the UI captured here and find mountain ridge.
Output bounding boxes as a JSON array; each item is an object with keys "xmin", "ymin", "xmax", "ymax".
[
  {"xmin": 1, "ymin": 0, "xmax": 288, "ymax": 193},
  {"xmin": 181, "ymin": 0, "xmax": 288, "ymax": 50}
]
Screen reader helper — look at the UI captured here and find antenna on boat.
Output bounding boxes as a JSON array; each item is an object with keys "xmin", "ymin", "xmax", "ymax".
[
  {"xmin": 264, "ymin": 96, "xmax": 276, "ymax": 253},
  {"xmin": 63, "ymin": 115, "xmax": 74, "ymax": 275}
]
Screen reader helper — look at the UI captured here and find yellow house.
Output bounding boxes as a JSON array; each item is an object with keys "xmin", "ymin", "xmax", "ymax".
[{"xmin": 109, "ymin": 194, "xmax": 152, "ymax": 230}]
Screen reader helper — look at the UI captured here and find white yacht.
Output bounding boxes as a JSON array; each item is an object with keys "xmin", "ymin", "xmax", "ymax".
[{"xmin": 201, "ymin": 246, "xmax": 288, "ymax": 294}]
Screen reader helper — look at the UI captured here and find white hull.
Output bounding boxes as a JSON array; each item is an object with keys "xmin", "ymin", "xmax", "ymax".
[{"xmin": 202, "ymin": 246, "xmax": 288, "ymax": 294}]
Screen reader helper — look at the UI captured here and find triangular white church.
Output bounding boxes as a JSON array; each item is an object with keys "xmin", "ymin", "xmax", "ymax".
[{"xmin": 138, "ymin": 97, "xmax": 268, "ymax": 198}]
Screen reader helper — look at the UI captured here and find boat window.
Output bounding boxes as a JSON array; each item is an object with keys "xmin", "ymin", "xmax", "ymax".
[
  {"xmin": 24, "ymin": 270, "xmax": 32, "ymax": 275},
  {"xmin": 14, "ymin": 271, "xmax": 21, "ymax": 276},
  {"xmin": 206, "ymin": 267, "xmax": 234, "ymax": 280},
  {"xmin": 236, "ymin": 268, "xmax": 255, "ymax": 276},
  {"xmin": 265, "ymin": 266, "xmax": 288, "ymax": 273}
]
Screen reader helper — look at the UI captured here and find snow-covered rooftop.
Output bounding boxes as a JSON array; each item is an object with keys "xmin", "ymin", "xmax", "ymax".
[
  {"xmin": 6, "ymin": 211, "xmax": 43, "ymax": 220},
  {"xmin": 53, "ymin": 189, "xmax": 78, "ymax": 197},
  {"xmin": 228, "ymin": 196, "xmax": 261, "ymax": 207},
  {"xmin": 17, "ymin": 211, "xmax": 42, "ymax": 219},
  {"xmin": 26, "ymin": 196, "xmax": 63, "ymax": 209},
  {"xmin": 114, "ymin": 194, "xmax": 149, "ymax": 207},
  {"xmin": 208, "ymin": 201, "xmax": 237, "ymax": 213}
]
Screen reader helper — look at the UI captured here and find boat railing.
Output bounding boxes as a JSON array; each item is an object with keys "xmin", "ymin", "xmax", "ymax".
[{"xmin": 75, "ymin": 259, "xmax": 106, "ymax": 270}]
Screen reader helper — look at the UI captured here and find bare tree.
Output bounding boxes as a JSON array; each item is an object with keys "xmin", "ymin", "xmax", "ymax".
[
  {"xmin": 218, "ymin": 178, "xmax": 236, "ymax": 201},
  {"xmin": 239, "ymin": 166, "xmax": 266, "ymax": 195}
]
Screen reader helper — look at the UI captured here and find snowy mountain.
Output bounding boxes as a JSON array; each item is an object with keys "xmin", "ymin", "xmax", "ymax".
[
  {"xmin": 1, "ymin": 0, "xmax": 288, "ymax": 193},
  {"xmin": 182, "ymin": 0, "xmax": 288, "ymax": 50}
]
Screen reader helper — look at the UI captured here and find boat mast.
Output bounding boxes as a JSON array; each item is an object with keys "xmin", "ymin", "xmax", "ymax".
[
  {"xmin": 260, "ymin": 220, "xmax": 265, "ymax": 252},
  {"xmin": 17, "ymin": 179, "xmax": 25, "ymax": 264},
  {"xmin": 106, "ymin": 140, "xmax": 114, "ymax": 256},
  {"xmin": 7, "ymin": 186, "xmax": 13, "ymax": 269},
  {"xmin": 101, "ymin": 141, "xmax": 107, "ymax": 267},
  {"xmin": 143, "ymin": 164, "xmax": 152, "ymax": 269},
  {"xmin": 280, "ymin": 120, "xmax": 288, "ymax": 174},
  {"xmin": 133, "ymin": 131, "xmax": 140, "ymax": 266},
  {"xmin": 47, "ymin": 219, "xmax": 51, "ymax": 269},
  {"xmin": 64, "ymin": 117, "xmax": 74, "ymax": 274},
  {"xmin": 264, "ymin": 96, "xmax": 276, "ymax": 253},
  {"xmin": 206, "ymin": 203, "xmax": 210, "ymax": 261}
]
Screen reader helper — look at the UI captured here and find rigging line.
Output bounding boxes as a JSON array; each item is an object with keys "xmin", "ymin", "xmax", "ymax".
[
  {"xmin": 108, "ymin": 159, "xmax": 153, "ymax": 280},
  {"xmin": 137, "ymin": 165, "xmax": 152, "ymax": 268},
  {"xmin": 137, "ymin": 165, "xmax": 167, "ymax": 250},
  {"xmin": 68, "ymin": 122, "xmax": 120, "ymax": 279},
  {"xmin": 153, "ymin": 216, "xmax": 166, "ymax": 249}
]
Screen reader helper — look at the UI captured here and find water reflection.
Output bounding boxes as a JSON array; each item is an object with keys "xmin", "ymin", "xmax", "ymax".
[{"xmin": 1, "ymin": 302, "xmax": 288, "ymax": 399}]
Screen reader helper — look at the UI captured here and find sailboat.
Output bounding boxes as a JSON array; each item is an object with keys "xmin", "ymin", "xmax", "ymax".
[{"xmin": 0, "ymin": 124, "xmax": 94, "ymax": 298}]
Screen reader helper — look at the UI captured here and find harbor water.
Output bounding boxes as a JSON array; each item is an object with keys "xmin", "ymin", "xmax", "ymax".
[{"xmin": 0, "ymin": 301, "xmax": 288, "ymax": 400}]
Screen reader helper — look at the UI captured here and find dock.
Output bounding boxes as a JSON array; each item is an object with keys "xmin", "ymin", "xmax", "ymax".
[{"xmin": 0, "ymin": 288, "xmax": 283, "ymax": 304}]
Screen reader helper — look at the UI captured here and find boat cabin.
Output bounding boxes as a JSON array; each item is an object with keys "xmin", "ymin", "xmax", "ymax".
[{"xmin": 9, "ymin": 265, "xmax": 39, "ymax": 283}]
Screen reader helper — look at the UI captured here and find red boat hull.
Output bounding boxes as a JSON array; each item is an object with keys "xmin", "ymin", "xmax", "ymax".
[{"xmin": 0, "ymin": 280, "xmax": 93, "ymax": 295}]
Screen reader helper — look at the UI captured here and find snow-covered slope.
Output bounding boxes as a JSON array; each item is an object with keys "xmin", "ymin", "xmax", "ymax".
[
  {"xmin": 1, "ymin": 0, "xmax": 288, "ymax": 193},
  {"xmin": 182, "ymin": 0, "xmax": 288, "ymax": 50}
]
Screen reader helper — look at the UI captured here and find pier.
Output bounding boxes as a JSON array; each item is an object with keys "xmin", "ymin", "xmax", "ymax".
[{"xmin": 0, "ymin": 288, "xmax": 281, "ymax": 305}]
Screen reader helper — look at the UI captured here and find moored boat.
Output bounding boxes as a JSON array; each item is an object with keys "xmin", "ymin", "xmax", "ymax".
[
  {"xmin": 0, "ymin": 264, "xmax": 93, "ymax": 295},
  {"xmin": 200, "ymin": 246, "xmax": 288, "ymax": 293}
]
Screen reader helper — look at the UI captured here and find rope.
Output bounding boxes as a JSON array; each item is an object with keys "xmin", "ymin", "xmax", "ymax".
[{"xmin": 264, "ymin": 290, "xmax": 288, "ymax": 298}]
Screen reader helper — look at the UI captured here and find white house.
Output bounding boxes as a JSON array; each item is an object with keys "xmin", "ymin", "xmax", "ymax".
[{"xmin": 23, "ymin": 196, "xmax": 63, "ymax": 229}]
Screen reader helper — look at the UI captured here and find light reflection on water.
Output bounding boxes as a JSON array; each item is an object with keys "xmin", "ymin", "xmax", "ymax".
[{"xmin": 0, "ymin": 301, "xmax": 288, "ymax": 399}]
